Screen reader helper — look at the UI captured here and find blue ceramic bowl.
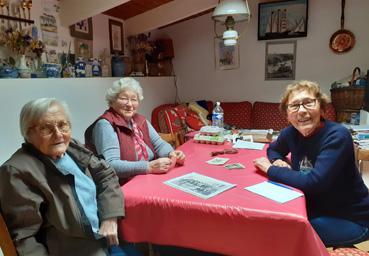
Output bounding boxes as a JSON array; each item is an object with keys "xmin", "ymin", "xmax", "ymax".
[
  {"xmin": 0, "ymin": 66, "xmax": 19, "ymax": 78},
  {"xmin": 43, "ymin": 63, "xmax": 61, "ymax": 78}
]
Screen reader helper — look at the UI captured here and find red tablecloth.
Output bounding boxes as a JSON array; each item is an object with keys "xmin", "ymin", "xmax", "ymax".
[{"xmin": 119, "ymin": 141, "xmax": 329, "ymax": 256}]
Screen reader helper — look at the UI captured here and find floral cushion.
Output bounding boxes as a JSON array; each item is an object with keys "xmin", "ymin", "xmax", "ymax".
[
  {"xmin": 188, "ymin": 102, "xmax": 209, "ymax": 125},
  {"xmin": 162, "ymin": 107, "xmax": 183, "ymax": 133},
  {"xmin": 152, "ymin": 104, "xmax": 176, "ymax": 132},
  {"xmin": 186, "ymin": 110, "xmax": 205, "ymax": 131}
]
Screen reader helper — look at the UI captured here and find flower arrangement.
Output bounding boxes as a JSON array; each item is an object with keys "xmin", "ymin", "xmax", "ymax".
[
  {"xmin": 128, "ymin": 33, "xmax": 154, "ymax": 54},
  {"xmin": 0, "ymin": 28, "xmax": 45, "ymax": 57}
]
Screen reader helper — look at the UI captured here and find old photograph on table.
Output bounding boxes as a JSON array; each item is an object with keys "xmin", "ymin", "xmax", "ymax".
[
  {"xmin": 265, "ymin": 40, "xmax": 296, "ymax": 80},
  {"xmin": 164, "ymin": 172, "xmax": 236, "ymax": 199}
]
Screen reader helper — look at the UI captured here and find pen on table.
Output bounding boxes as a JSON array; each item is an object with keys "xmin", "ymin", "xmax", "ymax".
[{"xmin": 268, "ymin": 180, "xmax": 293, "ymax": 190}]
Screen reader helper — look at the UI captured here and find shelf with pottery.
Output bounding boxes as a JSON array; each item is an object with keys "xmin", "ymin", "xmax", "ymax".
[{"xmin": 0, "ymin": 14, "xmax": 34, "ymax": 25}]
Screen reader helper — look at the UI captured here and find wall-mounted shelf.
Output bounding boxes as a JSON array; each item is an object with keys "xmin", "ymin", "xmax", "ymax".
[{"xmin": 0, "ymin": 14, "xmax": 34, "ymax": 25}]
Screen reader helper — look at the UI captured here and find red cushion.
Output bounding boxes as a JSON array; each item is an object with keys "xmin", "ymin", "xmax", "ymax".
[
  {"xmin": 163, "ymin": 107, "xmax": 183, "ymax": 133},
  {"xmin": 173, "ymin": 104, "xmax": 188, "ymax": 121},
  {"xmin": 151, "ymin": 103, "xmax": 176, "ymax": 131},
  {"xmin": 186, "ymin": 110, "xmax": 205, "ymax": 131},
  {"xmin": 252, "ymin": 102, "xmax": 288, "ymax": 131},
  {"xmin": 217, "ymin": 101, "xmax": 253, "ymax": 129}
]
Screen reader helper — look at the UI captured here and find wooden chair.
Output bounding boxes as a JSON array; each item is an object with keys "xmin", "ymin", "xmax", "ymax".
[
  {"xmin": 0, "ymin": 212, "xmax": 17, "ymax": 256},
  {"xmin": 159, "ymin": 132, "xmax": 182, "ymax": 148}
]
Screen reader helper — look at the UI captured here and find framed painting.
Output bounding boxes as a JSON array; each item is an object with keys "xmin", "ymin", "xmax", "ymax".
[
  {"xmin": 74, "ymin": 38, "xmax": 93, "ymax": 60},
  {"xmin": 214, "ymin": 37, "xmax": 239, "ymax": 70},
  {"xmin": 265, "ymin": 40, "xmax": 296, "ymax": 80},
  {"xmin": 70, "ymin": 18, "xmax": 93, "ymax": 40},
  {"xmin": 109, "ymin": 19, "xmax": 124, "ymax": 55},
  {"xmin": 258, "ymin": 0, "xmax": 308, "ymax": 40}
]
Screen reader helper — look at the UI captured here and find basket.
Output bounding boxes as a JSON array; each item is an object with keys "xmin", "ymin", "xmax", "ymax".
[{"xmin": 330, "ymin": 87, "xmax": 365, "ymax": 111}]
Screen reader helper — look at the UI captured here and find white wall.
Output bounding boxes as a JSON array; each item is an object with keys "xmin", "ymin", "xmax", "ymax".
[
  {"xmin": 0, "ymin": 77, "xmax": 176, "ymax": 164},
  {"xmin": 153, "ymin": 0, "xmax": 369, "ymax": 103}
]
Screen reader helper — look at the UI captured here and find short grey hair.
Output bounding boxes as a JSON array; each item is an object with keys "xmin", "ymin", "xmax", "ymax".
[
  {"xmin": 105, "ymin": 78, "xmax": 144, "ymax": 106},
  {"xmin": 20, "ymin": 98, "xmax": 71, "ymax": 140}
]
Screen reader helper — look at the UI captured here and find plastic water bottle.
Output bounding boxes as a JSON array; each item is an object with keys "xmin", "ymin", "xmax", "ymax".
[{"xmin": 212, "ymin": 101, "xmax": 224, "ymax": 128}]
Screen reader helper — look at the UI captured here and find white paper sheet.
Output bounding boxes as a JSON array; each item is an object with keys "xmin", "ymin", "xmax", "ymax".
[
  {"xmin": 245, "ymin": 181, "xmax": 304, "ymax": 203},
  {"xmin": 232, "ymin": 140, "xmax": 265, "ymax": 150}
]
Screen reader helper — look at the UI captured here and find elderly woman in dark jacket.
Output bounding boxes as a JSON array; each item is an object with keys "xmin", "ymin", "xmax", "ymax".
[{"xmin": 0, "ymin": 98, "xmax": 139, "ymax": 256}]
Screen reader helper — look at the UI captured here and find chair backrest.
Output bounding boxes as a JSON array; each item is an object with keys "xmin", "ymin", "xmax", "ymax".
[
  {"xmin": 159, "ymin": 132, "xmax": 182, "ymax": 149},
  {"xmin": 215, "ymin": 101, "xmax": 253, "ymax": 129},
  {"xmin": 0, "ymin": 213, "xmax": 17, "ymax": 256},
  {"xmin": 252, "ymin": 101, "xmax": 289, "ymax": 131},
  {"xmin": 151, "ymin": 103, "xmax": 177, "ymax": 132}
]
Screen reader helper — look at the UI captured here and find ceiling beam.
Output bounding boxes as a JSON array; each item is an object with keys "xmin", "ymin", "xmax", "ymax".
[
  {"xmin": 59, "ymin": 0, "xmax": 130, "ymax": 26},
  {"xmin": 125, "ymin": 0, "xmax": 218, "ymax": 36}
]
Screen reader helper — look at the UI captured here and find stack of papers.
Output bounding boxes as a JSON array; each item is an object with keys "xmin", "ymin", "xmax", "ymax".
[{"xmin": 232, "ymin": 140, "xmax": 265, "ymax": 150}]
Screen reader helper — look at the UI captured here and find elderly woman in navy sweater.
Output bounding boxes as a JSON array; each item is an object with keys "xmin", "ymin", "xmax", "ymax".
[
  {"xmin": 253, "ymin": 80, "xmax": 369, "ymax": 247},
  {"xmin": 85, "ymin": 77, "xmax": 185, "ymax": 181}
]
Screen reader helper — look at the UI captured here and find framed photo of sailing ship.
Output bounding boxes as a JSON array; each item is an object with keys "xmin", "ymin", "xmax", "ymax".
[
  {"xmin": 258, "ymin": 0, "xmax": 308, "ymax": 40},
  {"xmin": 265, "ymin": 40, "xmax": 296, "ymax": 80}
]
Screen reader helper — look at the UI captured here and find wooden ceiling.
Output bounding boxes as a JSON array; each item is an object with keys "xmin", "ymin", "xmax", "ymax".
[{"xmin": 103, "ymin": 0, "xmax": 174, "ymax": 20}]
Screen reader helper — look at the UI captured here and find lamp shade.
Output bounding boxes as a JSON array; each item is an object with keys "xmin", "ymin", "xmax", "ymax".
[{"xmin": 212, "ymin": 0, "xmax": 250, "ymax": 23}]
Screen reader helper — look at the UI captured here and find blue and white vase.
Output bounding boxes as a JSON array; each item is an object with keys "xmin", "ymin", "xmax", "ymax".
[
  {"xmin": 92, "ymin": 58, "xmax": 102, "ymax": 77},
  {"xmin": 17, "ymin": 55, "xmax": 31, "ymax": 78},
  {"xmin": 75, "ymin": 57, "xmax": 86, "ymax": 77},
  {"xmin": 43, "ymin": 63, "xmax": 61, "ymax": 78}
]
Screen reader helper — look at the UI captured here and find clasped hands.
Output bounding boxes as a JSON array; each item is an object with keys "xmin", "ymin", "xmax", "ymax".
[
  {"xmin": 148, "ymin": 150, "xmax": 185, "ymax": 174},
  {"xmin": 253, "ymin": 157, "xmax": 291, "ymax": 173}
]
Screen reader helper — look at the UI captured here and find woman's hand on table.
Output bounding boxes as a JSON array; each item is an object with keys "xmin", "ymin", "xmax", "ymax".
[
  {"xmin": 169, "ymin": 150, "xmax": 185, "ymax": 165},
  {"xmin": 99, "ymin": 218, "xmax": 118, "ymax": 246},
  {"xmin": 272, "ymin": 159, "xmax": 291, "ymax": 168},
  {"xmin": 148, "ymin": 157, "xmax": 175, "ymax": 174},
  {"xmin": 253, "ymin": 157, "xmax": 272, "ymax": 173}
]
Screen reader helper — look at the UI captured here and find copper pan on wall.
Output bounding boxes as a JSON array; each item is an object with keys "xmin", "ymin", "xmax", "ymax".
[{"xmin": 329, "ymin": 0, "xmax": 355, "ymax": 54}]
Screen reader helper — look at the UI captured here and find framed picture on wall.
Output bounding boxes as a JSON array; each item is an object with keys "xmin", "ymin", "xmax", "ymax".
[
  {"xmin": 109, "ymin": 19, "xmax": 124, "ymax": 55},
  {"xmin": 214, "ymin": 37, "xmax": 239, "ymax": 70},
  {"xmin": 70, "ymin": 18, "xmax": 93, "ymax": 40},
  {"xmin": 74, "ymin": 38, "xmax": 93, "ymax": 59},
  {"xmin": 265, "ymin": 40, "xmax": 296, "ymax": 80},
  {"xmin": 258, "ymin": 0, "xmax": 308, "ymax": 40}
]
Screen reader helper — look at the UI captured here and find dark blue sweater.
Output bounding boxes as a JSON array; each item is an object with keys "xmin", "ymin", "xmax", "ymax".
[{"xmin": 267, "ymin": 120, "xmax": 369, "ymax": 221}]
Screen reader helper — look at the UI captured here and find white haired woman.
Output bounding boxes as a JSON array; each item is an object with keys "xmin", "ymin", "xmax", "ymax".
[
  {"xmin": 0, "ymin": 98, "xmax": 141, "ymax": 256},
  {"xmin": 85, "ymin": 77, "xmax": 185, "ymax": 182}
]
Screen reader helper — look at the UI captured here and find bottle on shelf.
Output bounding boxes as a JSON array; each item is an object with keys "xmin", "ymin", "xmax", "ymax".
[
  {"xmin": 75, "ymin": 57, "xmax": 86, "ymax": 77},
  {"xmin": 212, "ymin": 101, "xmax": 224, "ymax": 128}
]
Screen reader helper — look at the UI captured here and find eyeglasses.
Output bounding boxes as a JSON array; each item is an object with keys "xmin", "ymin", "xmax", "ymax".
[
  {"xmin": 210, "ymin": 148, "xmax": 238, "ymax": 157},
  {"xmin": 32, "ymin": 121, "xmax": 71, "ymax": 136},
  {"xmin": 287, "ymin": 98, "xmax": 317, "ymax": 112},
  {"xmin": 118, "ymin": 97, "xmax": 139, "ymax": 104}
]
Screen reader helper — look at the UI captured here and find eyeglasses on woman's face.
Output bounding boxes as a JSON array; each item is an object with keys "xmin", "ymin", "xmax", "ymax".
[
  {"xmin": 32, "ymin": 120, "xmax": 71, "ymax": 136},
  {"xmin": 117, "ymin": 96, "xmax": 139, "ymax": 105},
  {"xmin": 287, "ymin": 98, "xmax": 317, "ymax": 113}
]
